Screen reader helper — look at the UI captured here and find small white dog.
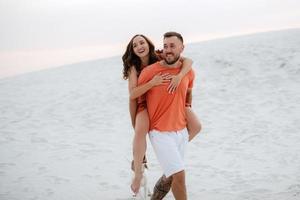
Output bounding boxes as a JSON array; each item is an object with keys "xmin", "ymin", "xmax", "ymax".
[{"xmin": 131, "ymin": 159, "xmax": 152, "ymax": 200}]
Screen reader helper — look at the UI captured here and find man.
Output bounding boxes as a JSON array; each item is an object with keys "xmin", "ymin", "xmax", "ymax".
[{"xmin": 138, "ymin": 32, "xmax": 195, "ymax": 200}]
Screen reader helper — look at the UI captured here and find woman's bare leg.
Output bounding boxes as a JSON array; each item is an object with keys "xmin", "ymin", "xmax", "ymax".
[
  {"xmin": 131, "ymin": 109, "xmax": 149, "ymax": 194},
  {"xmin": 186, "ymin": 107, "xmax": 202, "ymax": 142}
]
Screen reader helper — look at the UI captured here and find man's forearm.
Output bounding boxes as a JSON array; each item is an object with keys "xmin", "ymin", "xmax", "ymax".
[{"xmin": 186, "ymin": 89, "xmax": 192, "ymax": 107}]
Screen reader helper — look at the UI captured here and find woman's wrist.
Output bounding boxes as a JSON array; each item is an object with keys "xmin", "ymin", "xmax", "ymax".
[
  {"xmin": 177, "ymin": 72, "xmax": 184, "ymax": 79},
  {"xmin": 149, "ymin": 79, "xmax": 155, "ymax": 87}
]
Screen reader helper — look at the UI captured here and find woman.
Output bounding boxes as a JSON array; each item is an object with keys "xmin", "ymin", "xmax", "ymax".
[{"xmin": 122, "ymin": 34, "xmax": 201, "ymax": 194}]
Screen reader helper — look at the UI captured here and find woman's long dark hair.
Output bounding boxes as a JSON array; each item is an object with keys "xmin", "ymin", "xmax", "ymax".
[{"xmin": 122, "ymin": 34, "xmax": 158, "ymax": 80}]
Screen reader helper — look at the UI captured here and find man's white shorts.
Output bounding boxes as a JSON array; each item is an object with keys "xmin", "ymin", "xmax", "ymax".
[{"xmin": 149, "ymin": 128, "xmax": 189, "ymax": 178}]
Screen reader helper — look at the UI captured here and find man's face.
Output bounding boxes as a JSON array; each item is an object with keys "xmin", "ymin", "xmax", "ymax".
[{"xmin": 163, "ymin": 36, "xmax": 184, "ymax": 65}]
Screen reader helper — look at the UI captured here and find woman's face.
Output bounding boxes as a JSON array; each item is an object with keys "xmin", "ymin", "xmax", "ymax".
[{"xmin": 132, "ymin": 36, "xmax": 150, "ymax": 59}]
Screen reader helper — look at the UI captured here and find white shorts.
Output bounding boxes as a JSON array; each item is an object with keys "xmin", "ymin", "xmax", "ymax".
[{"xmin": 149, "ymin": 128, "xmax": 189, "ymax": 178}]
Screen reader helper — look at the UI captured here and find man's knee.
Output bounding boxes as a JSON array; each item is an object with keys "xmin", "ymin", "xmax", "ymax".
[{"xmin": 171, "ymin": 170, "xmax": 186, "ymax": 186}]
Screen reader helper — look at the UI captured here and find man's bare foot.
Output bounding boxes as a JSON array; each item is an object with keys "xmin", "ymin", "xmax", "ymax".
[{"xmin": 131, "ymin": 173, "xmax": 143, "ymax": 194}]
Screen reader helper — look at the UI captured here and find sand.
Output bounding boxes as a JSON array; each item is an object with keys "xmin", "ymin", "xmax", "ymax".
[{"xmin": 0, "ymin": 28, "xmax": 299, "ymax": 200}]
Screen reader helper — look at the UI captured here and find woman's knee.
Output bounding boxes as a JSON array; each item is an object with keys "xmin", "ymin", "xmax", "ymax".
[
  {"xmin": 194, "ymin": 120, "xmax": 202, "ymax": 134},
  {"xmin": 188, "ymin": 119, "xmax": 201, "ymax": 134}
]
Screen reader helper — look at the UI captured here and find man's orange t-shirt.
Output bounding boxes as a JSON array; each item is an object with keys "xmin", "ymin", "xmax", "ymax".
[{"xmin": 138, "ymin": 61, "xmax": 195, "ymax": 132}]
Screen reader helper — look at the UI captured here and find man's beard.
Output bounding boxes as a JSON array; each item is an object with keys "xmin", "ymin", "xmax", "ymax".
[{"xmin": 164, "ymin": 54, "xmax": 180, "ymax": 65}]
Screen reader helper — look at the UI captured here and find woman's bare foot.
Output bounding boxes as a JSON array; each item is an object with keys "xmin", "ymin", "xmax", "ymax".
[{"xmin": 131, "ymin": 173, "xmax": 143, "ymax": 194}]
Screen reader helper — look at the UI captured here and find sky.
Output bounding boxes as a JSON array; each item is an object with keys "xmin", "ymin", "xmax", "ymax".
[{"xmin": 0, "ymin": 0, "xmax": 299, "ymax": 78}]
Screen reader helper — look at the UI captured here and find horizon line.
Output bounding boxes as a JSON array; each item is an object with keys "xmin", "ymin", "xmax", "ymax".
[{"xmin": 1, "ymin": 27, "xmax": 299, "ymax": 80}]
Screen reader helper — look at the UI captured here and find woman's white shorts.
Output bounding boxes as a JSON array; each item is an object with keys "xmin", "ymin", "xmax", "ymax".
[{"xmin": 149, "ymin": 128, "xmax": 189, "ymax": 178}]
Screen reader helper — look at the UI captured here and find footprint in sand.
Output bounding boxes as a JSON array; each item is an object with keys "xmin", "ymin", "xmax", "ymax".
[
  {"xmin": 288, "ymin": 184, "xmax": 300, "ymax": 196},
  {"xmin": 45, "ymin": 188, "xmax": 54, "ymax": 196},
  {"xmin": 0, "ymin": 163, "xmax": 16, "ymax": 168},
  {"xmin": 118, "ymin": 170, "xmax": 128, "ymax": 178},
  {"xmin": 38, "ymin": 166, "xmax": 47, "ymax": 174},
  {"xmin": 0, "ymin": 192, "xmax": 10, "ymax": 199},
  {"xmin": 14, "ymin": 176, "xmax": 25, "ymax": 183},
  {"xmin": 98, "ymin": 182, "xmax": 109, "ymax": 191},
  {"xmin": 82, "ymin": 174, "xmax": 102, "ymax": 180},
  {"xmin": 47, "ymin": 176, "xmax": 70, "ymax": 184},
  {"xmin": 22, "ymin": 187, "xmax": 30, "ymax": 192},
  {"xmin": 31, "ymin": 136, "xmax": 48, "ymax": 143}
]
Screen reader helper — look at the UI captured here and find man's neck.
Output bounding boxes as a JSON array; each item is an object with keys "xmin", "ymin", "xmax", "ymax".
[{"xmin": 159, "ymin": 60, "xmax": 180, "ymax": 68}]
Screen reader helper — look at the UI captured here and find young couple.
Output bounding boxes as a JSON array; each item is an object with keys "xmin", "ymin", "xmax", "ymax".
[{"xmin": 122, "ymin": 32, "xmax": 201, "ymax": 200}]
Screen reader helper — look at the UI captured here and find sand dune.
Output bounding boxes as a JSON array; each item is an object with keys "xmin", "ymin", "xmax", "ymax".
[{"xmin": 0, "ymin": 28, "xmax": 299, "ymax": 199}]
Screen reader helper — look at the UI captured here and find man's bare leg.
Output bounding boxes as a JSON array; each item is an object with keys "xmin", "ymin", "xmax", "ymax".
[
  {"xmin": 171, "ymin": 170, "xmax": 187, "ymax": 200},
  {"xmin": 151, "ymin": 175, "xmax": 173, "ymax": 200}
]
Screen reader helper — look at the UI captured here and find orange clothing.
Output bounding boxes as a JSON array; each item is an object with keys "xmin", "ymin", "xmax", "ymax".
[
  {"xmin": 138, "ymin": 61, "xmax": 195, "ymax": 132},
  {"xmin": 137, "ymin": 101, "xmax": 147, "ymax": 113}
]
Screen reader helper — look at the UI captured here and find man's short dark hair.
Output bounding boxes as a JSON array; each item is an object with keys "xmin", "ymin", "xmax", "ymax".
[{"xmin": 163, "ymin": 32, "xmax": 184, "ymax": 43}]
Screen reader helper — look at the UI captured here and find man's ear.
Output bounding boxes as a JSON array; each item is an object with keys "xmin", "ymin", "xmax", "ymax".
[{"xmin": 181, "ymin": 44, "xmax": 185, "ymax": 52}]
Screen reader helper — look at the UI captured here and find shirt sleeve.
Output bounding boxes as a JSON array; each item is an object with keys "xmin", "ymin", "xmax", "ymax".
[{"xmin": 137, "ymin": 68, "xmax": 149, "ymax": 86}]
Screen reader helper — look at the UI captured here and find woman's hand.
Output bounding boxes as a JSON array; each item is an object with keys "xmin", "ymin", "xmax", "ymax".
[
  {"xmin": 167, "ymin": 74, "xmax": 183, "ymax": 93},
  {"xmin": 150, "ymin": 73, "xmax": 171, "ymax": 87}
]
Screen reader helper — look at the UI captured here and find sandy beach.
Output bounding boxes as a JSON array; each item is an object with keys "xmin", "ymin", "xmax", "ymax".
[{"xmin": 0, "ymin": 28, "xmax": 299, "ymax": 200}]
